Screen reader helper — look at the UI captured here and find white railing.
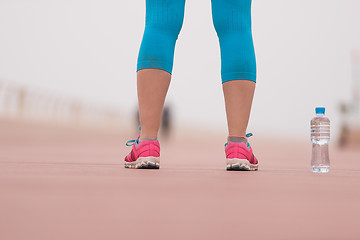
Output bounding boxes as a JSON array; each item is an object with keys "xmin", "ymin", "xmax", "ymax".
[{"xmin": 0, "ymin": 81, "xmax": 123, "ymax": 129}]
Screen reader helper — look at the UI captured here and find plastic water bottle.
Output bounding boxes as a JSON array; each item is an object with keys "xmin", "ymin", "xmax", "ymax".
[{"xmin": 310, "ymin": 107, "xmax": 330, "ymax": 173}]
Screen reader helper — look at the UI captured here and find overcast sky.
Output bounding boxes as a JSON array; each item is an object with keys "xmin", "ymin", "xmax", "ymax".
[{"xmin": 0, "ymin": 0, "xmax": 359, "ymax": 139}]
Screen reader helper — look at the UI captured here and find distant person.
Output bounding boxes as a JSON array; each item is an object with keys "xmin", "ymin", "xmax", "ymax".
[
  {"xmin": 160, "ymin": 105, "xmax": 172, "ymax": 140},
  {"xmin": 338, "ymin": 103, "xmax": 350, "ymax": 148},
  {"xmin": 124, "ymin": 0, "xmax": 258, "ymax": 171},
  {"xmin": 134, "ymin": 105, "xmax": 172, "ymax": 139}
]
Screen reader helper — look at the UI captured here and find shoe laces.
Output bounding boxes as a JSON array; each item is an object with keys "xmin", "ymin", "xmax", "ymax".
[
  {"xmin": 245, "ymin": 133, "xmax": 253, "ymax": 138},
  {"xmin": 126, "ymin": 126, "xmax": 141, "ymax": 146}
]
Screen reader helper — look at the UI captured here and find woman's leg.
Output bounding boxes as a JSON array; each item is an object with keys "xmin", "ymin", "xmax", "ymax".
[
  {"xmin": 223, "ymin": 80, "xmax": 255, "ymax": 137},
  {"xmin": 136, "ymin": 0, "xmax": 185, "ymax": 141},
  {"xmin": 211, "ymin": 0, "xmax": 256, "ymax": 137},
  {"xmin": 137, "ymin": 69, "xmax": 171, "ymax": 140}
]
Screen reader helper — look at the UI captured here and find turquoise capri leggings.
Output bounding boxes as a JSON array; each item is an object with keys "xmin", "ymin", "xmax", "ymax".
[{"xmin": 137, "ymin": 0, "xmax": 256, "ymax": 83}]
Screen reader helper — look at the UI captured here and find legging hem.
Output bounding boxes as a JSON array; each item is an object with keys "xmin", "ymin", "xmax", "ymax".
[
  {"xmin": 221, "ymin": 72, "xmax": 256, "ymax": 83},
  {"xmin": 137, "ymin": 61, "xmax": 173, "ymax": 75}
]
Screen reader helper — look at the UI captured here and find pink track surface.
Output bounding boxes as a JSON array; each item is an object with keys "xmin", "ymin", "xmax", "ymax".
[{"xmin": 0, "ymin": 120, "xmax": 360, "ymax": 240}]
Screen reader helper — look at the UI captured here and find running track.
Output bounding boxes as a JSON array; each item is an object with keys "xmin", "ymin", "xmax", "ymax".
[{"xmin": 0, "ymin": 119, "xmax": 359, "ymax": 240}]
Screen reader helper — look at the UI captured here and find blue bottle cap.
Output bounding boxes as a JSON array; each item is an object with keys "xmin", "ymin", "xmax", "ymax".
[{"xmin": 315, "ymin": 107, "xmax": 325, "ymax": 114}]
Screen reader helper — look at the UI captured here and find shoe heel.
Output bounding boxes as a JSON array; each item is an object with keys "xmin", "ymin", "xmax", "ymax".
[
  {"xmin": 226, "ymin": 158, "xmax": 258, "ymax": 171},
  {"xmin": 136, "ymin": 157, "xmax": 160, "ymax": 169}
]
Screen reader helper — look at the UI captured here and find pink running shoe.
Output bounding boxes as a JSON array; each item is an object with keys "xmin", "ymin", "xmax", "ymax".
[
  {"xmin": 225, "ymin": 133, "xmax": 258, "ymax": 171},
  {"xmin": 124, "ymin": 134, "xmax": 160, "ymax": 169}
]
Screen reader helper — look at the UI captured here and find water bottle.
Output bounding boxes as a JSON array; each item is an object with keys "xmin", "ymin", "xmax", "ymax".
[{"xmin": 310, "ymin": 107, "xmax": 330, "ymax": 173}]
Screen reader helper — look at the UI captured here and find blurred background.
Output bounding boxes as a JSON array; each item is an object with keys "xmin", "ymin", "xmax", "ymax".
[
  {"xmin": 1, "ymin": 1, "xmax": 360, "ymax": 240},
  {"xmin": 1, "ymin": 0, "xmax": 360, "ymax": 145}
]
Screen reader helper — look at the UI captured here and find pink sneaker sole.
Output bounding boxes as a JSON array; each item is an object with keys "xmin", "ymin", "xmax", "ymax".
[
  {"xmin": 124, "ymin": 156, "xmax": 160, "ymax": 169},
  {"xmin": 226, "ymin": 158, "xmax": 258, "ymax": 171}
]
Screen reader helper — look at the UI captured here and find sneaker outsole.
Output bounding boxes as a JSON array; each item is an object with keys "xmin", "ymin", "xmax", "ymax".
[
  {"xmin": 226, "ymin": 158, "xmax": 258, "ymax": 171},
  {"xmin": 124, "ymin": 157, "xmax": 160, "ymax": 169}
]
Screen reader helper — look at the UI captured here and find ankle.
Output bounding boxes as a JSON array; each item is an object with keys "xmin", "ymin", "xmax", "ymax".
[
  {"xmin": 139, "ymin": 134, "xmax": 158, "ymax": 141},
  {"xmin": 228, "ymin": 131, "xmax": 247, "ymax": 138}
]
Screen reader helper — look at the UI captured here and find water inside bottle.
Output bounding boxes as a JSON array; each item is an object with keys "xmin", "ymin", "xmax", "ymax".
[{"xmin": 310, "ymin": 112, "xmax": 330, "ymax": 173}]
